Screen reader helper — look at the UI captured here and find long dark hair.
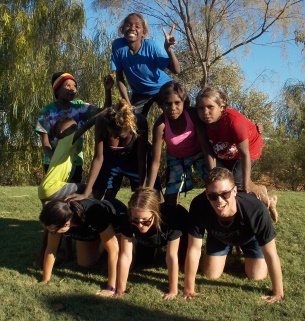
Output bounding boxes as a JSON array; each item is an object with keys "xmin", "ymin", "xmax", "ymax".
[{"xmin": 39, "ymin": 199, "xmax": 86, "ymax": 233}]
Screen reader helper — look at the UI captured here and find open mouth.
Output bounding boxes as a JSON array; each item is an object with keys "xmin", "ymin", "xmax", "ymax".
[
  {"xmin": 216, "ymin": 203, "xmax": 226, "ymax": 210},
  {"xmin": 126, "ymin": 32, "xmax": 137, "ymax": 38}
]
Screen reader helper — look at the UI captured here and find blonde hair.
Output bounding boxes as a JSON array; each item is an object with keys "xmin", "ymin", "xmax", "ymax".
[
  {"xmin": 196, "ymin": 87, "xmax": 228, "ymax": 108},
  {"xmin": 119, "ymin": 13, "xmax": 149, "ymax": 37},
  {"xmin": 104, "ymin": 99, "xmax": 138, "ymax": 136},
  {"xmin": 128, "ymin": 188, "xmax": 162, "ymax": 231}
]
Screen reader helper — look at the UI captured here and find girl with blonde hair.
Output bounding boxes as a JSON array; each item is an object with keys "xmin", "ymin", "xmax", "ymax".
[
  {"xmin": 115, "ymin": 187, "xmax": 188, "ymax": 300},
  {"xmin": 68, "ymin": 99, "xmax": 158, "ymax": 201}
]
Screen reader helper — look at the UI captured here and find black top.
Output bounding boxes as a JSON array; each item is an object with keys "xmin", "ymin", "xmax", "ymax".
[
  {"xmin": 66, "ymin": 197, "xmax": 127, "ymax": 241},
  {"xmin": 188, "ymin": 191, "xmax": 276, "ymax": 247},
  {"xmin": 101, "ymin": 113, "xmax": 148, "ymax": 158},
  {"xmin": 120, "ymin": 203, "xmax": 188, "ymax": 248}
]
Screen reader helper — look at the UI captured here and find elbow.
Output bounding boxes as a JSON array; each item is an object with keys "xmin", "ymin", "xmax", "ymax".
[{"xmin": 175, "ymin": 66, "xmax": 181, "ymax": 75}]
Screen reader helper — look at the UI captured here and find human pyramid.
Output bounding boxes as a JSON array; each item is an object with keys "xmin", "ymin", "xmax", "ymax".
[{"xmin": 35, "ymin": 13, "xmax": 283, "ymax": 304}]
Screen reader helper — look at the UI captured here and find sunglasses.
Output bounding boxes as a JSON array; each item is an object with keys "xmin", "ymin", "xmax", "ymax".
[
  {"xmin": 206, "ymin": 186, "xmax": 235, "ymax": 201},
  {"xmin": 129, "ymin": 215, "xmax": 153, "ymax": 227}
]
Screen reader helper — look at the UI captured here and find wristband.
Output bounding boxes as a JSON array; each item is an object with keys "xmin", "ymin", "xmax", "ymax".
[{"xmin": 107, "ymin": 285, "xmax": 116, "ymax": 292}]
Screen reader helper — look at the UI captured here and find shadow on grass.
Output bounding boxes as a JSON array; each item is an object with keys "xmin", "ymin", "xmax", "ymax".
[
  {"xmin": 0, "ymin": 217, "xmax": 104, "ymax": 285},
  {"xmin": 0, "ymin": 217, "xmax": 42, "ymax": 272},
  {"xmin": 0, "ymin": 217, "xmax": 263, "ymax": 298},
  {"xmin": 40, "ymin": 293, "xmax": 205, "ymax": 321}
]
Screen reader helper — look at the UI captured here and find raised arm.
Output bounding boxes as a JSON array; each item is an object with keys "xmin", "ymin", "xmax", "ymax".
[
  {"xmin": 260, "ymin": 239, "xmax": 284, "ymax": 304},
  {"xmin": 72, "ymin": 108, "xmax": 104, "ymax": 144},
  {"xmin": 147, "ymin": 118, "xmax": 164, "ymax": 189},
  {"xmin": 162, "ymin": 25, "xmax": 180, "ymax": 74},
  {"xmin": 42, "ymin": 233, "xmax": 61, "ymax": 283},
  {"xmin": 115, "ymin": 235, "xmax": 133, "ymax": 296},
  {"xmin": 163, "ymin": 238, "xmax": 180, "ymax": 300},
  {"xmin": 183, "ymin": 234, "xmax": 203, "ymax": 299},
  {"xmin": 103, "ymin": 73, "xmax": 114, "ymax": 108}
]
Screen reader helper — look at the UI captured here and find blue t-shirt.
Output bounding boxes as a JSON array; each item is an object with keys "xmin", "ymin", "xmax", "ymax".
[{"xmin": 111, "ymin": 38, "xmax": 172, "ymax": 95}]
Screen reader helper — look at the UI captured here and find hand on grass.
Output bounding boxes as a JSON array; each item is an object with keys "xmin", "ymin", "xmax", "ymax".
[
  {"xmin": 113, "ymin": 291, "xmax": 125, "ymax": 298},
  {"xmin": 161, "ymin": 292, "xmax": 177, "ymax": 300},
  {"xmin": 183, "ymin": 291, "xmax": 198, "ymax": 299},
  {"xmin": 262, "ymin": 294, "xmax": 284, "ymax": 304},
  {"xmin": 96, "ymin": 289, "xmax": 115, "ymax": 297}
]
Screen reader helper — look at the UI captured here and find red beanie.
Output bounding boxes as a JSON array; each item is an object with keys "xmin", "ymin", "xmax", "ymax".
[{"xmin": 52, "ymin": 72, "xmax": 76, "ymax": 93}]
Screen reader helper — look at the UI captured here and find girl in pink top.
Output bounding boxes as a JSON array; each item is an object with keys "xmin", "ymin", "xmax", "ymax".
[{"xmin": 147, "ymin": 81, "xmax": 214, "ymax": 205}]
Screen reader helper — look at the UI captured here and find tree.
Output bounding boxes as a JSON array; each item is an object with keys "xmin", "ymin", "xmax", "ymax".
[
  {"xmin": 94, "ymin": 0, "xmax": 305, "ymax": 87},
  {"xmin": 275, "ymin": 79, "xmax": 305, "ymax": 138},
  {"xmin": 0, "ymin": 0, "xmax": 113, "ymax": 184},
  {"xmin": 257, "ymin": 130, "xmax": 305, "ymax": 191}
]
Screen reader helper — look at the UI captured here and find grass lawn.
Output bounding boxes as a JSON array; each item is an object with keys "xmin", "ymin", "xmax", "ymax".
[{"xmin": 0, "ymin": 186, "xmax": 304, "ymax": 321}]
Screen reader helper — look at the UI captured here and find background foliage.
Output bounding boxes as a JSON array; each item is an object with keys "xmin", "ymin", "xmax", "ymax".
[{"xmin": 0, "ymin": 0, "xmax": 305, "ymax": 189}]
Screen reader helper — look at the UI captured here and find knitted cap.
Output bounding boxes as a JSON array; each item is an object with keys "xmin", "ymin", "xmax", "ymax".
[{"xmin": 51, "ymin": 72, "xmax": 77, "ymax": 93}]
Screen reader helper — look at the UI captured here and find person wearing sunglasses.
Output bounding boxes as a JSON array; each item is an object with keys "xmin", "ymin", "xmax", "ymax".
[
  {"xmin": 184, "ymin": 167, "xmax": 283, "ymax": 304},
  {"xmin": 39, "ymin": 197, "xmax": 127, "ymax": 297},
  {"xmin": 115, "ymin": 187, "xmax": 188, "ymax": 300}
]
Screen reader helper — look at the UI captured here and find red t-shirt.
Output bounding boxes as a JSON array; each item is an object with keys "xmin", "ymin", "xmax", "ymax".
[{"xmin": 206, "ymin": 108, "xmax": 263, "ymax": 161}]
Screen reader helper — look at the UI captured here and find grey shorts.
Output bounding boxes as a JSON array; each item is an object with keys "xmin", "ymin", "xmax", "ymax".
[{"xmin": 41, "ymin": 183, "xmax": 85, "ymax": 203}]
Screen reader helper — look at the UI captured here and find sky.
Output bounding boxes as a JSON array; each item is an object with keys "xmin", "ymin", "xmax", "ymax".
[
  {"xmin": 84, "ymin": 3, "xmax": 305, "ymax": 102},
  {"xmin": 236, "ymin": 36, "xmax": 304, "ymax": 101}
]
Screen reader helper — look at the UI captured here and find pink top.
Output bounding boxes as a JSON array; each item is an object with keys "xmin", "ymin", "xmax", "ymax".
[{"xmin": 164, "ymin": 110, "xmax": 201, "ymax": 158}]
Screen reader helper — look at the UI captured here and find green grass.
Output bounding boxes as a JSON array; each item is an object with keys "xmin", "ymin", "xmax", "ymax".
[{"xmin": 0, "ymin": 187, "xmax": 304, "ymax": 321}]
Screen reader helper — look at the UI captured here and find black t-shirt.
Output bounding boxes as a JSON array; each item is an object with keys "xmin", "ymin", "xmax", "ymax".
[
  {"xmin": 120, "ymin": 203, "xmax": 188, "ymax": 248},
  {"xmin": 66, "ymin": 197, "xmax": 127, "ymax": 241},
  {"xmin": 188, "ymin": 191, "xmax": 276, "ymax": 247}
]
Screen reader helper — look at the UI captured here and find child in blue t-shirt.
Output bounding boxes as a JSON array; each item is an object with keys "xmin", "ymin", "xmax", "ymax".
[{"xmin": 111, "ymin": 13, "xmax": 180, "ymax": 117}]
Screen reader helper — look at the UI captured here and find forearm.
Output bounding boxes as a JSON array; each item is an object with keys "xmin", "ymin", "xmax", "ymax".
[
  {"xmin": 42, "ymin": 145, "xmax": 53, "ymax": 160},
  {"xmin": 265, "ymin": 253, "xmax": 284, "ymax": 297},
  {"xmin": 166, "ymin": 48, "xmax": 180, "ymax": 74},
  {"xmin": 116, "ymin": 255, "xmax": 132, "ymax": 294},
  {"xmin": 42, "ymin": 253, "xmax": 56, "ymax": 283},
  {"xmin": 184, "ymin": 248, "xmax": 201, "ymax": 293},
  {"xmin": 138, "ymin": 159, "xmax": 147, "ymax": 187},
  {"xmin": 116, "ymin": 79, "xmax": 131, "ymax": 105},
  {"xmin": 205, "ymin": 153, "xmax": 216, "ymax": 172},
  {"xmin": 107, "ymin": 249, "xmax": 119, "ymax": 289},
  {"xmin": 166, "ymin": 254, "xmax": 179, "ymax": 295},
  {"xmin": 147, "ymin": 162, "xmax": 160, "ymax": 188},
  {"xmin": 83, "ymin": 156, "xmax": 103, "ymax": 197},
  {"xmin": 241, "ymin": 156, "xmax": 251, "ymax": 191},
  {"xmin": 104, "ymin": 88, "xmax": 112, "ymax": 108}
]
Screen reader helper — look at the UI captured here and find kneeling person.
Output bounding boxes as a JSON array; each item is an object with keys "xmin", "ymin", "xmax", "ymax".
[
  {"xmin": 39, "ymin": 197, "xmax": 127, "ymax": 296},
  {"xmin": 183, "ymin": 167, "xmax": 283, "ymax": 304}
]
